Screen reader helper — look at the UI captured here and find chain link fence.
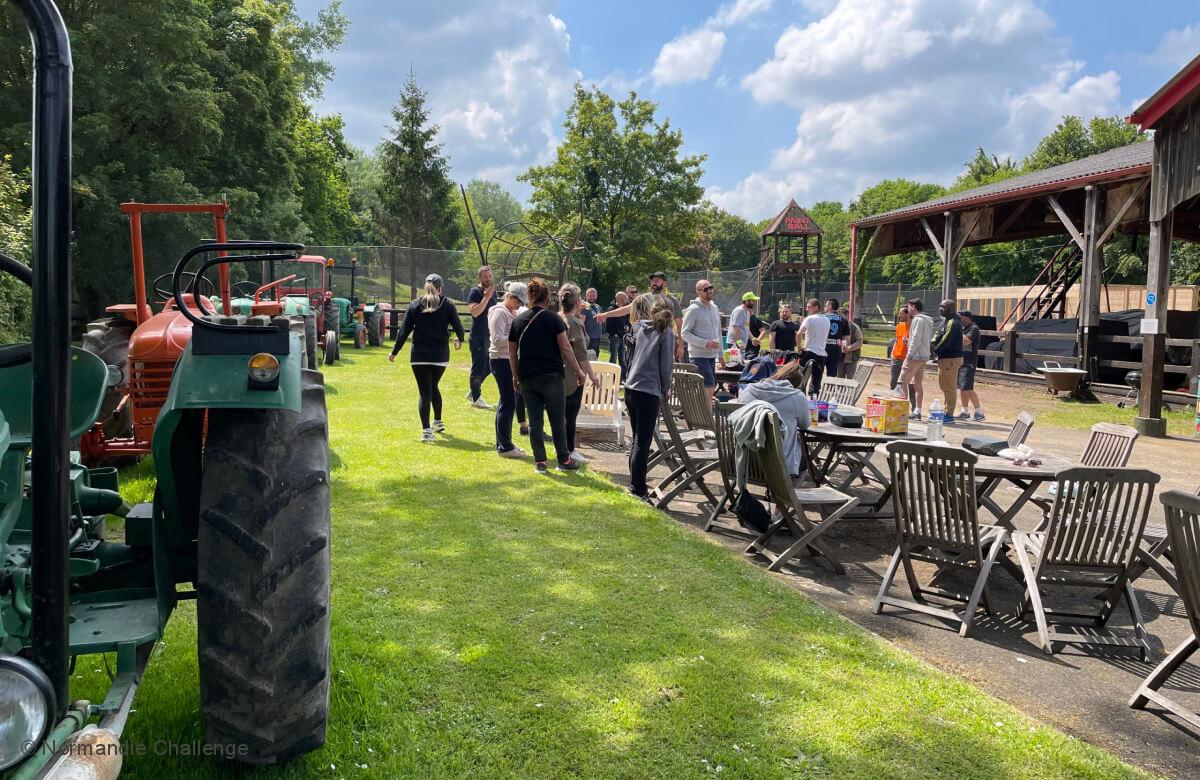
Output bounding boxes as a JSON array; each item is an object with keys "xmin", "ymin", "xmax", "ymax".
[{"xmin": 669, "ymin": 267, "xmax": 762, "ymax": 313}]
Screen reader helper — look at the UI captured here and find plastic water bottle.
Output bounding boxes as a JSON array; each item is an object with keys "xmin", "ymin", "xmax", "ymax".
[{"xmin": 927, "ymin": 399, "xmax": 944, "ymax": 442}]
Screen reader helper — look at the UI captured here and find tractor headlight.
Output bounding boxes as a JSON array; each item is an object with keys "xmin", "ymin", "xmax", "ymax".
[
  {"xmin": 0, "ymin": 655, "xmax": 53, "ymax": 771},
  {"xmin": 246, "ymin": 352, "xmax": 280, "ymax": 388}
]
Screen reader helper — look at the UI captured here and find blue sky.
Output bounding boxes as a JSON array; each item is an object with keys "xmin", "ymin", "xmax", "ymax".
[{"xmin": 297, "ymin": 0, "xmax": 1200, "ymax": 220}]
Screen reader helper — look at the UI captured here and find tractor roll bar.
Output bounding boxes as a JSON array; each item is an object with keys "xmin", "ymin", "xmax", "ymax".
[
  {"xmin": 171, "ymin": 241, "xmax": 304, "ymax": 332},
  {"xmin": 12, "ymin": 0, "xmax": 74, "ymax": 717}
]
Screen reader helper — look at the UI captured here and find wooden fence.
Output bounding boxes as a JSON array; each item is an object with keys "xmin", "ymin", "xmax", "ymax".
[{"xmin": 957, "ymin": 284, "xmax": 1199, "ymax": 321}]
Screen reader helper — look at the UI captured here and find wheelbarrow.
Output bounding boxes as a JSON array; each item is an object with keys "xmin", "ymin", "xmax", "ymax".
[{"xmin": 1036, "ymin": 361, "xmax": 1088, "ymax": 396}]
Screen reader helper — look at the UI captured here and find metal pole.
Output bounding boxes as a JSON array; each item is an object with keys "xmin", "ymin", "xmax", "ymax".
[
  {"xmin": 129, "ymin": 211, "xmax": 148, "ymax": 323},
  {"xmin": 15, "ymin": 0, "xmax": 74, "ymax": 717},
  {"xmin": 848, "ymin": 225, "xmax": 858, "ymax": 323}
]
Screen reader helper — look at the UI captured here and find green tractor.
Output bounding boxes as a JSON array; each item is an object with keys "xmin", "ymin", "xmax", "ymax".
[
  {"xmin": 0, "ymin": 2, "xmax": 332, "ymax": 775},
  {"xmin": 322, "ymin": 258, "xmax": 392, "ymax": 364}
]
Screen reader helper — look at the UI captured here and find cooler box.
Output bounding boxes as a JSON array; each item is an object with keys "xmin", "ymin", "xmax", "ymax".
[{"xmin": 865, "ymin": 394, "xmax": 910, "ymax": 435}]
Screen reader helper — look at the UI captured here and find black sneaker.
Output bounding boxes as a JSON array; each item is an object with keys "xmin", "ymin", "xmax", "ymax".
[
  {"xmin": 519, "ymin": 425, "xmax": 530, "ymax": 436},
  {"xmin": 535, "ymin": 461, "xmax": 549, "ymax": 474},
  {"xmin": 556, "ymin": 458, "xmax": 581, "ymax": 472}
]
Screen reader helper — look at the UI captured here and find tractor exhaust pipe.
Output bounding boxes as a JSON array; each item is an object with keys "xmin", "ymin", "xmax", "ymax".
[{"xmin": 11, "ymin": 0, "xmax": 74, "ymax": 717}]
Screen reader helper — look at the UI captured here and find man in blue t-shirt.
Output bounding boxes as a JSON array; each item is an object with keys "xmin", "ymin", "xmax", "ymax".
[
  {"xmin": 823, "ymin": 298, "xmax": 847, "ymax": 379},
  {"xmin": 466, "ymin": 266, "xmax": 498, "ymax": 408}
]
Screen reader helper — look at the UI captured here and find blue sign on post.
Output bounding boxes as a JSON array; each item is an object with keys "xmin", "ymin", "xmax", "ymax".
[{"xmin": 1146, "ymin": 292, "xmax": 1157, "ymax": 305}]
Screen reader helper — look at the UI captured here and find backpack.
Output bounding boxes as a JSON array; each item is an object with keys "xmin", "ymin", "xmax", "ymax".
[{"xmin": 732, "ymin": 489, "xmax": 771, "ymax": 532}]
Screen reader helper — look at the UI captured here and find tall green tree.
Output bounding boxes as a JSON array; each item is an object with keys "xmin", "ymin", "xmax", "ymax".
[
  {"xmin": 0, "ymin": 0, "xmax": 349, "ymax": 316},
  {"xmin": 293, "ymin": 111, "xmax": 356, "ymax": 244},
  {"xmin": 0, "ymin": 154, "xmax": 31, "ymax": 341},
  {"xmin": 464, "ymin": 179, "xmax": 523, "ymax": 229},
  {"xmin": 683, "ymin": 202, "xmax": 759, "ymax": 272},
  {"xmin": 375, "ymin": 72, "xmax": 461, "ymax": 291},
  {"xmin": 521, "ymin": 85, "xmax": 705, "ymax": 294},
  {"xmin": 1022, "ymin": 116, "xmax": 1145, "ymax": 172}
]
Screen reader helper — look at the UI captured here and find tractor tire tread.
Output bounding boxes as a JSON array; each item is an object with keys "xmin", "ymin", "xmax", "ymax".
[{"xmin": 197, "ymin": 381, "xmax": 331, "ymax": 765}]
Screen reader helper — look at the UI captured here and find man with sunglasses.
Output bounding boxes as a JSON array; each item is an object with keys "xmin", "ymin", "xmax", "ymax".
[{"xmin": 681, "ymin": 279, "xmax": 724, "ymax": 401}]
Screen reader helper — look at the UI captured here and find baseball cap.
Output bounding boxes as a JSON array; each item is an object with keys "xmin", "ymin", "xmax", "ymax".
[
  {"xmin": 649, "ymin": 271, "xmax": 667, "ymax": 280},
  {"xmin": 741, "ymin": 292, "xmax": 759, "ymax": 302},
  {"xmin": 425, "ymin": 273, "xmax": 443, "ymax": 288},
  {"xmin": 505, "ymin": 281, "xmax": 528, "ymax": 305}
]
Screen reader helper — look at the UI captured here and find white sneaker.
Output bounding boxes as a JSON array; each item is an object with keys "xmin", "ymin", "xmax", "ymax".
[
  {"xmin": 569, "ymin": 449, "xmax": 589, "ymax": 463},
  {"xmin": 420, "ymin": 429, "xmax": 436, "ymax": 443},
  {"xmin": 470, "ymin": 397, "xmax": 493, "ymax": 410},
  {"xmin": 499, "ymin": 447, "xmax": 525, "ymax": 459},
  {"xmin": 431, "ymin": 420, "xmax": 446, "ymax": 433}
]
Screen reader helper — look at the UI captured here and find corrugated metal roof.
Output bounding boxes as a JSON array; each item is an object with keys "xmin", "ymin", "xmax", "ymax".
[{"xmin": 854, "ymin": 141, "xmax": 1152, "ymax": 227}]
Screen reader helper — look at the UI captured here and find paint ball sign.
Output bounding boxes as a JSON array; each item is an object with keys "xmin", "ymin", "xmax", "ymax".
[{"xmin": 1146, "ymin": 292, "xmax": 1156, "ymax": 306}]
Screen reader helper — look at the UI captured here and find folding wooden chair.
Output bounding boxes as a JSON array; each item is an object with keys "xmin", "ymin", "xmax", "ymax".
[
  {"xmin": 1012, "ymin": 466, "xmax": 1160, "ymax": 658},
  {"xmin": 1031, "ymin": 422, "xmax": 1138, "ymax": 516},
  {"xmin": 647, "ymin": 370, "xmax": 709, "ymax": 472},
  {"xmin": 817, "ymin": 376, "xmax": 858, "ymax": 407},
  {"xmin": 1007, "ymin": 412, "xmax": 1035, "ymax": 448},
  {"xmin": 706, "ymin": 402, "xmax": 769, "ymax": 533},
  {"xmin": 745, "ymin": 412, "xmax": 858, "ymax": 574},
  {"xmin": 874, "ymin": 441, "xmax": 1006, "ymax": 637},
  {"xmin": 675, "ymin": 368, "xmax": 716, "ymax": 439},
  {"xmin": 850, "ymin": 360, "xmax": 876, "ymax": 404},
  {"xmin": 650, "ymin": 380, "xmax": 721, "ymax": 511},
  {"xmin": 674, "ymin": 362, "xmax": 699, "ymax": 373},
  {"xmin": 1127, "ymin": 483, "xmax": 1199, "ymax": 595},
  {"xmin": 1130, "ymin": 489, "xmax": 1200, "ymax": 728}
]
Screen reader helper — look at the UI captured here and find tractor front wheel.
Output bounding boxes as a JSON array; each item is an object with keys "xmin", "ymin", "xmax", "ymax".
[
  {"xmin": 354, "ymin": 322, "xmax": 367, "ymax": 349},
  {"xmin": 304, "ymin": 314, "xmax": 318, "ymax": 370},
  {"xmin": 323, "ymin": 330, "xmax": 338, "ymax": 364},
  {"xmin": 196, "ymin": 369, "xmax": 331, "ymax": 764}
]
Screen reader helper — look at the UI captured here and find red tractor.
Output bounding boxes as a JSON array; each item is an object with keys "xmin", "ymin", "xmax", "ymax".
[{"xmin": 80, "ymin": 200, "xmax": 314, "ymax": 464}]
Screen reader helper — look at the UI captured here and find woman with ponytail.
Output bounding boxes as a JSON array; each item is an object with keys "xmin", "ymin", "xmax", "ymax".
[
  {"xmin": 558, "ymin": 283, "xmax": 600, "ymax": 463},
  {"xmin": 508, "ymin": 278, "xmax": 587, "ymax": 473},
  {"xmin": 623, "ymin": 293, "xmax": 676, "ymax": 501},
  {"xmin": 390, "ymin": 273, "xmax": 464, "ymax": 442}
]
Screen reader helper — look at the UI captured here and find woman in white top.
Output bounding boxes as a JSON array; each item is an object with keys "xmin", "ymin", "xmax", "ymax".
[{"xmin": 488, "ymin": 282, "xmax": 528, "ymax": 457}]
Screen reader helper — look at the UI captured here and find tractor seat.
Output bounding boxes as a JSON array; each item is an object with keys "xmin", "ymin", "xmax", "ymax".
[{"xmin": 0, "ymin": 346, "xmax": 109, "ymax": 447}]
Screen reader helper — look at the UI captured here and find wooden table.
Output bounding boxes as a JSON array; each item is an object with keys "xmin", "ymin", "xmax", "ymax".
[
  {"xmin": 800, "ymin": 423, "xmax": 926, "ymax": 514},
  {"xmin": 802, "ymin": 424, "xmax": 1071, "ymax": 526},
  {"xmin": 971, "ymin": 453, "xmax": 1072, "ymax": 529}
]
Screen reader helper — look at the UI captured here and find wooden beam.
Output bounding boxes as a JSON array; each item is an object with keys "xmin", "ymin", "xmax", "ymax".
[
  {"xmin": 1137, "ymin": 212, "xmax": 1173, "ymax": 436},
  {"xmin": 942, "ymin": 211, "xmax": 960, "ymax": 302},
  {"xmin": 1045, "ymin": 194, "xmax": 1085, "ymax": 250},
  {"xmin": 994, "ymin": 198, "xmax": 1033, "ymax": 236},
  {"xmin": 919, "ymin": 217, "xmax": 945, "ymax": 259},
  {"xmin": 1095, "ymin": 178, "xmax": 1149, "ymax": 248},
  {"xmin": 951, "ymin": 209, "xmax": 985, "ymax": 258}
]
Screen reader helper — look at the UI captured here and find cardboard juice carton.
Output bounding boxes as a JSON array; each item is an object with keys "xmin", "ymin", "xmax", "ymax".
[{"xmin": 865, "ymin": 394, "xmax": 911, "ymax": 435}]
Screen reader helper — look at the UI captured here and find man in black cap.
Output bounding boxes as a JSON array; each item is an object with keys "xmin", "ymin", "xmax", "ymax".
[{"xmin": 649, "ymin": 271, "xmax": 684, "ymax": 361}]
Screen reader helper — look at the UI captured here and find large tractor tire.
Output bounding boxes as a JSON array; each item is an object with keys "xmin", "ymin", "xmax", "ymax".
[
  {"xmin": 353, "ymin": 322, "xmax": 367, "ymax": 349},
  {"xmin": 196, "ymin": 369, "xmax": 331, "ymax": 764},
  {"xmin": 81, "ymin": 316, "xmax": 135, "ymax": 439},
  {"xmin": 303, "ymin": 314, "xmax": 318, "ymax": 370},
  {"xmin": 322, "ymin": 330, "xmax": 338, "ymax": 365},
  {"xmin": 366, "ymin": 311, "xmax": 383, "ymax": 347}
]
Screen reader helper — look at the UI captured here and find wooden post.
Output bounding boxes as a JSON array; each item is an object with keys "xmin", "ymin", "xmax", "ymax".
[
  {"xmin": 1079, "ymin": 186, "xmax": 1103, "ymax": 379},
  {"xmin": 1136, "ymin": 212, "xmax": 1173, "ymax": 436},
  {"xmin": 942, "ymin": 211, "xmax": 959, "ymax": 302},
  {"xmin": 1188, "ymin": 337, "xmax": 1200, "ymax": 397},
  {"xmin": 1003, "ymin": 330, "xmax": 1017, "ymax": 374}
]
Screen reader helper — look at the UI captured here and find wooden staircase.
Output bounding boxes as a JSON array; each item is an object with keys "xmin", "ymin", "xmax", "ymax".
[{"xmin": 999, "ymin": 241, "xmax": 1082, "ymax": 330}]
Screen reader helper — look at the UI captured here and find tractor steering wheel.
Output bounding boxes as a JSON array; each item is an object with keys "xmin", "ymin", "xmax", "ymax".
[
  {"xmin": 231, "ymin": 280, "xmax": 260, "ymax": 298},
  {"xmin": 154, "ymin": 271, "xmax": 216, "ymax": 313}
]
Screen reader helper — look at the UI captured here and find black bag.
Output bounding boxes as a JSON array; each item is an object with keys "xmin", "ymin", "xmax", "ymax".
[
  {"xmin": 622, "ymin": 329, "xmax": 638, "ymax": 368},
  {"xmin": 732, "ymin": 489, "xmax": 771, "ymax": 533},
  {"xmin": 962, "ymin": 435, "xmax": 1008, "ymax": 456}
]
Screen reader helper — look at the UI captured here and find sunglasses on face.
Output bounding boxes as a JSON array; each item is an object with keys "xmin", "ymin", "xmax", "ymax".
[{"xmin": 701, "ymin": 286, "xmax": 714, "ymax": 293}]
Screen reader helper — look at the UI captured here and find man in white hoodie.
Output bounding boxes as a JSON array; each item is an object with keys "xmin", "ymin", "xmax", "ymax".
[
  {"xmin": 895, "ymin": 297, "xmax": 934, "ymax": 419},
  {"xmin": 681, "ymin": 279, "xmax": 725, "ymax": 402}
]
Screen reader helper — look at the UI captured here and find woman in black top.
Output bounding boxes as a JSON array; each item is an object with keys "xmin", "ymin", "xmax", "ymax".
[
  {"xmin": 389, "ymin": 274, "xmax": 464, "ymax": 442},
  {"xmin": 508, "ymin": 279, "xmax": 586, "ymax": 473}
]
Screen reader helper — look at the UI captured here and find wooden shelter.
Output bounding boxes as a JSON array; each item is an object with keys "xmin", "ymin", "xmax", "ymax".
[
  {"xmin": 1127, "ymin": 52, "xmax": 1200, "ymax": 435},
  {"xmin": 845, "ymin": 61, "xmax": 1200, "ymax": 436}
]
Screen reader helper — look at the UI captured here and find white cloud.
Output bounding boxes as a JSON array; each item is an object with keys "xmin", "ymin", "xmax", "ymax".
[
  {"xmin": 712, "ymin": 0, "xmax": 775, "ymax": 28},
  {"xmin": 710, "ymin": 0, "xmax": 1122, "ymax": 220},
  {"xmin": 311, "ymin": 1, "xmax": 579, "ymax": 198},
  {"xmin": 649, "ymin": 0, "xmax": 774, "ymax": 87},
  {"xmin": 1149, "ymin": 24, "xmax": 1200, "ymax": 69},
  {"xmin": 652, "ymin": 29, "xmax": 727, "ymax": 87}
]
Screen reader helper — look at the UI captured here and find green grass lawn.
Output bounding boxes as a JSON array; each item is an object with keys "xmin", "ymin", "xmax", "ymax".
[{"xmin": 80, "ymin": 346, "xmax": 1146, "ymax": 778}]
